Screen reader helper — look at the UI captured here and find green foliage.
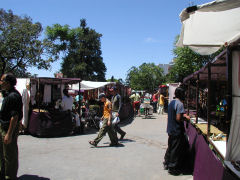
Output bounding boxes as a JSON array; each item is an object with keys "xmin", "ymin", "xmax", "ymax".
[
  {"xmin": 0, "ymin": 9, "xmax": 58, "ymax": 77},
  {"xmin": 46, "ymin": 19, "xmax": 106, "ymax": 81},
  {"xmin": 167, "ymin": 36, "xmax": 223, "ymax": 82},
  {"xmin": 126, "ymin": 63, "xmax": 165, "ymax": 92}
]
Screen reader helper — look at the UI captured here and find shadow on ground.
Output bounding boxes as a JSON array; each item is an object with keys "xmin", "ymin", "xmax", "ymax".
[
  {"xmin": 119, "ymin": 138, "xmax": 136, "ymax": 143},
  {"xmin": 18, "ymin": 174, "xmax": 50, "ymax": 180}
]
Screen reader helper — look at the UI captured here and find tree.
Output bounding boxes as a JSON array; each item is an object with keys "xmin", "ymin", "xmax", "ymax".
[
  {"xmin": 167, "ymin": 36, "xmax": 223, "ymax": 82},
  {"xmin": 107, "ymin": 76, "xmax": 118, "ymax": 82},
  {"xmin": 107, "ymin": 76, "xmax": 125, "ymax": 84},
  {"xmin": 126, "ymin": 63, "xmax": 165, "ymax": 92},
  {"xmin": 0, "ymin": 9, "xmax": 58, "ymax": 77},
  {"xmin": 46, "ymin": 19, "xmax": 106, "ymax": 81}
]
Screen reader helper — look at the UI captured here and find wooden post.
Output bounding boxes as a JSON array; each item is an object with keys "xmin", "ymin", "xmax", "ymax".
[
  {"xmin": 196, "ymin": 74, "xmax": 199, "ymax": 124},
  {"xmin": 207, "ymin": 63, "xmax": 211, "ymax": 137},
  {"xmin": 187, "ymin": 81, "xmax": 190, "ymax": 115},
  {"xmin": 226, "ymin": 48, "xmax": 232, "ymax": 141}
]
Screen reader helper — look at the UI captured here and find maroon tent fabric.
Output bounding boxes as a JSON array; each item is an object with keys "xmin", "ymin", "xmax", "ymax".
[
  {"xmin": 30, "ymin": 77, "xmax": 81, "ymax": 85},
  {"xmin": 28, "ymin": 111, "xmax": 73, "ymax": 137},
  {"xmin": 184, "ymin": 122, "xmax": 238, "ymax": 180}
]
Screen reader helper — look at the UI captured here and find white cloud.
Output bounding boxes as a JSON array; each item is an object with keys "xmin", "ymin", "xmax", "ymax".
[{"xmin": 144, "ymin": 37, "xmax": 158, "ymax": 43}]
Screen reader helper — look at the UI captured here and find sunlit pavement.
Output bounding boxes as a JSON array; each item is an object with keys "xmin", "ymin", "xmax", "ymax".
[{"xmin": 18, "ymin": 113, "xmax": 193, "ymax": 180}]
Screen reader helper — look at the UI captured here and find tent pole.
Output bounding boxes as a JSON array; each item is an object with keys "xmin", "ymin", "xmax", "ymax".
[
  {"xmin": 187, "ymin": 81, "xmax": 190, "ymax": 115},
  {"xmin": 207, "ymin": 63, "xmax": 211, "ymax": 137},
  {"xmin": 226, "ymin": 48, "xmax": 232, "ymax": 142},
  {"xmin": 196, "ymin": 74, "xmax": 199, "ymax": 124}
]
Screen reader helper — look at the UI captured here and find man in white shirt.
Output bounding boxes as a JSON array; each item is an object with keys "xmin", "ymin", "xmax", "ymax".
[{"xmin": 61, "ymin": 89, "xmax": 73, "ymax": 111}]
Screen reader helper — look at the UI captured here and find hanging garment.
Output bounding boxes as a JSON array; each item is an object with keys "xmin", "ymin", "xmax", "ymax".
[
  {"xmin": 22, "ymin": 89, "xmax": 30, "ymax": 128},
  {"xmin": 31, "ymin": 83, "xmax": 37, "ymax": 105},
  {"xmin": 43, "ymin": 85, "xmax": 52, "ymax": 103}
]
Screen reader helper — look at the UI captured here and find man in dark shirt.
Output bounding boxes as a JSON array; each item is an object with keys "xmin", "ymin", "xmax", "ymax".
[
  {"xmin": 0, "ymin": 73, "xmax": 23, "ymax": 180},
  {"xmin": 163, "ymin": 87, "xmax": 190, "ymax": 176},
  {"xmin": 110, "ymin": 86, "xmax": 126, "ymax": 140}
]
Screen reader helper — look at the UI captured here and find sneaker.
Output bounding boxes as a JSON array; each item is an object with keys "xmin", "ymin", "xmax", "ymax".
[{"xmin": 120, "ymin": 132, "xmax": 126, "ymax": 140}]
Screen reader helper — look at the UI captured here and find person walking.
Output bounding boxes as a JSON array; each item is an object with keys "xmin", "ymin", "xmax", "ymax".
[
  {"xmin": 163, "ymin": 87, "xmax": 190, "ymax": 176},
  {"xmin": 110, "ymin": 86, "xmax": 126, "ymax": 140},
  {"xmin": 0, "ymin": 73, "xmax": 23, "ymax": 180},
  {"xmin": 129, "ymin": 91, "xmax": 140, "ymax": 116},
  {"xmin": 89, "ymin": 93, "xmax": 118, "ymax": 147},
  {"xmin": 158, "ymin": 92, "xmax": 165, "ymax": 115},
  {"xmin": 152, "ymin": 91, "xmax": 159, "ymax": 113}
]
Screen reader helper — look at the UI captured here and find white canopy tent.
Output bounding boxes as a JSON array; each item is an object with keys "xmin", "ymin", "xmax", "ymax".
[
  {"xmin": 177, "ymin": 0, "xmax": 240, "ymax": 55},
  {"xmin": 71, "ymin": 80, "xmax": 116, "ymax": 91},
  {"xmin": 177, "ymin": 0, "xmax": 240, "ymax": 162}
]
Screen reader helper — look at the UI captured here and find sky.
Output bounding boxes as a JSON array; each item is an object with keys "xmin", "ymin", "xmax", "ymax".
[{"xmin": 2, "ymin": 0, "xmax": 212, "ymax": 80}]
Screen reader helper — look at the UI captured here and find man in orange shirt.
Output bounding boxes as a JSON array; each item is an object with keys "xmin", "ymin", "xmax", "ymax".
[{"xmin": 89, "ymin": 93, "xmax": 118, "ymax": 147}]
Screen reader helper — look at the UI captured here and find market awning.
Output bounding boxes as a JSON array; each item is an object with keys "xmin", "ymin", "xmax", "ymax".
[
  {"xmin": 30, "ymin": 77, "xmax": 81, "ymax": 85},
  {"xmin": 71, "ymin": 80, "xmax": 116, "ymax": 91},
  {"xmin": 177, "ymin": 0, "xmax": 240, "ymax": 55}
]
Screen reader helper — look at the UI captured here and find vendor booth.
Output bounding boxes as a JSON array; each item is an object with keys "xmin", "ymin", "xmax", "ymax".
[
  {"xmin": 177, "ymin": 0, "xmax": 240, "ymax": 179},
  {"xmin": 17, "ymin": 77, "xmax": 81, "ymax": 137},
  {"xmin": 71, "ymin": 81, "xmax": 132, "ymax": 121}
]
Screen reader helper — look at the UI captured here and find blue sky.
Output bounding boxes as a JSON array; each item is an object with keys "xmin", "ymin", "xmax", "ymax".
[{"xmin": 2, "ymin": 0, "xmax": 211, "ymax": 80}]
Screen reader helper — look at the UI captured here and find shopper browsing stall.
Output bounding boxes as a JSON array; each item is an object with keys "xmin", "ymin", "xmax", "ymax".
[
  {"xmin": 163, "ymin": 87, "xmax": 190, "ymax": 176},
  {"xmin": 61, "ymin": 89, "xmax": 73, "ymax": 111}
]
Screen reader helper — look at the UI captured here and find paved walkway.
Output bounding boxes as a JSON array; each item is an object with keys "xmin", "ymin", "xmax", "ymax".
[{"xmin": 17, "ymin": 114, "xmax": 193, "ymax": 180}]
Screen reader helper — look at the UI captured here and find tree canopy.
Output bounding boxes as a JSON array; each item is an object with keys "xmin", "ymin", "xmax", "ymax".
[
  {"xmin": 0, "ymin": 9, "xmax": 57, "ymax": 77},
  {"xmin": 126, "ymin": 63, "xmax": 165, "ymax": 92},
  {"xmin": 46, "ymin": 19, "xmax": 106, "ymax": 81},
  {"xmin": 167, "ymin": 36, "xmax": 223, "ymax": 82}
]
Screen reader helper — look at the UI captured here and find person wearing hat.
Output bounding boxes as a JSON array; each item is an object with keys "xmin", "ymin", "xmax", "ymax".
[
  {"xmin": 89, "ymin": 93, "xmax": 118, "ymax": 147},
  {"xmin": 110, "ymin": 86, "xmax": 126, "ymax": 140},
  {"xmin": 0, "ymin": 73, "xmax": 23, "ymax": 180}
]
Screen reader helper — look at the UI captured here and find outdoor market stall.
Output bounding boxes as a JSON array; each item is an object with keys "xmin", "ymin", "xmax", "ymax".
[
  {"xmin": 71, "ymin": 81, "xmax": 132, "ymax": 121},
  {"xmin": 183, "ymin": 43, "xmax": 240, "ymax": 180},
  {"xmin": 177, "ymin": 0, "xmax": 240, "ymax": 179},
  {"xmin": 17, "ymin": 77, "xmax": 81, "ymax": 137}
]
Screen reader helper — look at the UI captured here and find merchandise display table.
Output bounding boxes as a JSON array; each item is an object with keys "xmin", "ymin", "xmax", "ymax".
[{"xmin": 28, "ymin": 110, "xmax": 73, "ymax": 137}]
